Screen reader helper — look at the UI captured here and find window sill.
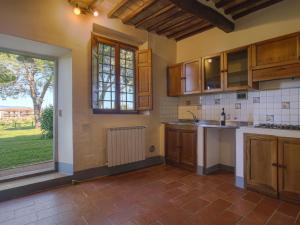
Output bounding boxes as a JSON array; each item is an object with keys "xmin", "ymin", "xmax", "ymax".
[{"xmin": 92, "ymin": 109, "xmax": 139, "ymax": 114}]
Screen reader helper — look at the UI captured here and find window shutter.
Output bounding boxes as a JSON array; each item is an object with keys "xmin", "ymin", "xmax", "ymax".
[{"xmin": 136, "ymin": 49, "xmax": 152, "ymax": 110}]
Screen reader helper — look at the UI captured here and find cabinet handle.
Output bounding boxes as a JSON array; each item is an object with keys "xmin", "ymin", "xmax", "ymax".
[
  {"xmin": 278, "ymin": 164, "xmax": 287, "ymax": 169},
  {"xmin": 277, "ymin": 67, "xmax": 287, "ymax": 71},
  {"xmin": 272, "ymin": 163, "xmax": 278, "ymax": 167},
  {"xmin": 181, "ymin": 77, "xmax": 186, "ymax": 80}
]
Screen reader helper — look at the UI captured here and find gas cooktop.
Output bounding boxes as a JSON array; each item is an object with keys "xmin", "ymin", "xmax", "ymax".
[{"xmin": 254, "ymin": 123, "xmax": 300, "ymax": 130}]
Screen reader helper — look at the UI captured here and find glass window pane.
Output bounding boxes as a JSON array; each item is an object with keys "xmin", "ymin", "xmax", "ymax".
[
  {"xmin": 127, "ymin": 102, "xmax": 134, "ymax": 110},
  {"xmin": 127, "ymin": 93, "xmax": 134, "ymax": 102},
  {"xmin": 120, "ymin": 102, "xmax": 127, "ymax": 110},
  {"xmin": 120, "ymin": 59, "xmax": 126, "ymax": 67},
  {"xmin": 126, "ymin": 69, "xmax": 133, "ymax": 77},
  {"xmin": 127, "ymin": 85, "xmax": 134, "ymax": 94},
  {"xmin": 126, "ymin": 60, "xmax": 133, "ymax": 69},
  {"xmin": 121, "ymin": 93, "xmax": 126, "ymax": 101},
  {"xmin": 120, "ymin": 84, "xmax": 126, "ymax": 93}
]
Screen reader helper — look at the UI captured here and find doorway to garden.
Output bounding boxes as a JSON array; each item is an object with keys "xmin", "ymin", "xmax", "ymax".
[{"xmin": 0, "ymin": 49, "xmax": 56, "ymax": 180}]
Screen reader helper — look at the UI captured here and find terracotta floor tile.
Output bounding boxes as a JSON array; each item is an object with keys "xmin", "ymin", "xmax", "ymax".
[
  {"xmin": 182, "ymin": 197, "xmax": 210, "ymax": 214},
  {"xmin": 266, "ymin": 212, "xmax": 295, "ymax": 225},
  {"xmin": 0, "ymin": 165, "xmax": 300, "ymax": 225},
  {"xmin": 228, "ymin": 199, "xmax": 256, "ymax": 216},
  {"xmin": 278, "ymin": 202, "xmax": 300, "ymax": 218},
  {"xmin": 242, "ymin": 192, "xmax": 263, "ymax": 204},
  {"xmin": 211, "ymin": 210, "xmax": 241, "ymax": 225}
]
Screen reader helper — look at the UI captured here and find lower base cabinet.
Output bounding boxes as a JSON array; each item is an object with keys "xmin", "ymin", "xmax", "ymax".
[
  {"xmin": 165, "ymin": 125, "xmax": 197, "ymax": 171},
  {"xmin": 245, "ymin": 134, "xmax": 300, "ymax": 204}
]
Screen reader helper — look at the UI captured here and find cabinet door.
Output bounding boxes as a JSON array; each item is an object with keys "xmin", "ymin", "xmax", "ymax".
[
  {"xmin": 180, "ymin": 130, "xmax": 197, "ymax": 171},
  {"xmin": 183, "ymin": 60, "xmax": 201, "ymax": 94},
  {"xmin": 278, "ymin": 137, "xmax": 300, "ymax": 204},
  {"xmin": 167, "ymin": 63, "xmax": 183, "ymax": 97},
  {"xmin": 224, "ymin": 47, "xmax": 255, "ymax": 91},
  {"xmin": 202, "ymin": 54, "xmax": 223, "ymax": 93},
  {"xmin": 245, "ymin": 134, "xmax": 278, "ymax": 197},
  {"xmin": 165, "ymin": 128, "xmax": 180, "ymax": 164},
  {"xmin": 252, "ymin": 33, "xmax": 300, "ymax": 69}
]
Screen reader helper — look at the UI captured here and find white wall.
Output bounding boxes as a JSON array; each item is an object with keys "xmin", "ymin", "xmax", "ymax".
[{"xmin": 0, "ymin": 0, "xmax": 177, "ymax": 171}]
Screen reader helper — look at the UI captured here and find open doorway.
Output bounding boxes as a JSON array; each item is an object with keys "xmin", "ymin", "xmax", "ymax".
[{"xmin": 0, "ymin": 49, "xmax": 56, "ymax": 180}]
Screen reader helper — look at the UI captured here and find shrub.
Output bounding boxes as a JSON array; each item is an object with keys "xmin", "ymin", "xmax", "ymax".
[{"xmin": 41, "ymin": 106, "xmax": 53, "ymax": 139}]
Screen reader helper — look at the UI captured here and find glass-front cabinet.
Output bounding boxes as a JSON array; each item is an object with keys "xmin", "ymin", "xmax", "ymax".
[
  {"xmin": 202, "ymin": 54, "xmax": 223, "ymax": 93},
  {"xmin": 223, "ymin": 46, "xmax": 254, "ymax": 91}
]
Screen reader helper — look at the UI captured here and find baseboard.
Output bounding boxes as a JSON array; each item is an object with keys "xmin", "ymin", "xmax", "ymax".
[
  {"xmin": 235, "ymin": 176, "xmax": 245, "ymax": 188},
  {"xmin": 0, "ymin": 156, "xmax": 164, "ymax": 202},
  {"xmin": 205, "ymin": 164, "xmax": 235, "ymax": 174}
]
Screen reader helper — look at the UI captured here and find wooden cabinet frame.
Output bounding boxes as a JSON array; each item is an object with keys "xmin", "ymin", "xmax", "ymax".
[
  {"xmin": 278, "ymin": 137, "xmax": 300, "ymax": 204},
  {"xmin": 202, "ymin": 53, "xmax": 224, "ymax": 93},
  {"xmin": 167, "ymin": 63, "xmax": 184, "ymax": 97},
  {"xmin": 244, "ymin": 134, "xmax": 278, "ymax": 198},
  {"xmin": 223, "ymin": 46, "xmax": 257, "ymax": 91},
  {"xmin": 182, "ymin": 59, "xmax": 202, "ymax": 95},
  {"xmin": 165, "ymin": 125, "xmax": 197, "ymax": 171},
  {"xmin": 251, "ymin": 33, "xmax": 300, "ymax": 70}
]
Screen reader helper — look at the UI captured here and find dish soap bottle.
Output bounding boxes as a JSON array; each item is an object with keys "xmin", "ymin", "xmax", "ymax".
[{"xmin": 220, "ymin": 108, "xmax": 226, "ymax": 126}]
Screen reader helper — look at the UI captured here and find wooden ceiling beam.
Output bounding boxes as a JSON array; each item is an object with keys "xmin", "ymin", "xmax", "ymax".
[
  {"xmin": 157, "ymin": 17, "xmax": 202, "ymax": 35},
  {"xmin": 175, "ymin": 24, "xmax": 215, "ymax": 41},
  {"xmin": 134, "ymin": 4, "xmax": 175, "ymax": 27},
  {"xmin": 147, "ymin": 10, "xmax": 186, "ymax": 32},
  {"xmin": 215, "ymin": 0, "xmax": 232, "ymax": 8},
  {"xmin": 108, "ymin": 0, "xmax": 129, "ymax": 18},
  {"xmin": 122, "ymin": 0, "xmax": 157, "ymax": 24},
  {"xmin": 232, "ymin": 0, "xmax": 283, "ymax": 20},
  {"xmin": 168, "ymin": 0, "xmax": 234, "ymax": 33},
  {"xmin": 225, "ymin": 0, "xmax": 263, "ymax": 14},
  {"xmin": 167, "ymin": 21, "xmax": 210, "ymax": 39}
]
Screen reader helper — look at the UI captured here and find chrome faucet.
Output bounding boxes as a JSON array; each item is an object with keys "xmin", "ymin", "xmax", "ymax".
[{"xmin": 187, "ymin": 111, "xmax": 198, "ymax": 122}]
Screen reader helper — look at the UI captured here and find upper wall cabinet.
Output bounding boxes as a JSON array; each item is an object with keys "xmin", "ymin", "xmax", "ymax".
[
  {"xmin": 202, "ymin": 54, "xmax": 223, "ymax": 93},
  {"xmin": 167, "ymin": 63, "xmax": 183, "ymax": 97},
  {"xmin": 251, "ymin": 33, "xmax": 300, "ymax": 82},
  {"xmin": 183, "ymin": 60, "xmax": 201, "ymax": 94},
  {"xmin": 223, "ymin": 46, "xmax": 256, "ymax": 91}
]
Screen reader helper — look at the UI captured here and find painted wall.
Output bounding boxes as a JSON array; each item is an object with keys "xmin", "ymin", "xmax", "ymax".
[
  {"xmin": 177, "ymin": 0, "xmax": 300, "ymax": 62},
  {"xmin": 0, "ymin": 0, "xmax": 176, "ymax": 171}
]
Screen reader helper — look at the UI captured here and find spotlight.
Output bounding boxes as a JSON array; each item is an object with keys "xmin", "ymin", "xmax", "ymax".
[
  {"xmin": 73, "ymin": 5, "xmax": 81, "ymax": 15},
  {"xmin": 93, "ymin": 10, "xmax": 99, "ymax": 17}
]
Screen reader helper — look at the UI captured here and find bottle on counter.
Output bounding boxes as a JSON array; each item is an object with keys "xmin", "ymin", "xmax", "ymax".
[{"xmin": 220, "ymin": 108, "xmax": 226, "ymax": 126}]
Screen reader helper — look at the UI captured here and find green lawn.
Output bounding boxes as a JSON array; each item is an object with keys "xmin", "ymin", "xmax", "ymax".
[{"xmin": 0, "ymin": 128, "xmax": 53, "ymax": 170}]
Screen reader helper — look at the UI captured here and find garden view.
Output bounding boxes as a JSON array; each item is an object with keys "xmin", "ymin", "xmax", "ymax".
[{"xmin": 0, "ymin": 51, "xmax": 54, "ymax": 171}]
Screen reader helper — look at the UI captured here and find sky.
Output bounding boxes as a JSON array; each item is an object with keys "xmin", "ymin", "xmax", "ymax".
[{"xmin": 0, "ymin": 89, "xmax": 53, "ymax": 109}]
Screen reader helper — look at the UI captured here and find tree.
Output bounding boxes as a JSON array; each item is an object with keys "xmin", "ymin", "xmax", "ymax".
[{"xmin": 0, "ymin": 52, "xmax": 54, "ymax": 128}]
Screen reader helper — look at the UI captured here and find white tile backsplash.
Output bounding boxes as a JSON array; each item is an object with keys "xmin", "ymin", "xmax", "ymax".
[{"xmin": 178, "ymin": 88, "xmax": 300, "ymax": 125}]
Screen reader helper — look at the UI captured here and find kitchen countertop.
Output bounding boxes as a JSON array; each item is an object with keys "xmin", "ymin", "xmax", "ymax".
[{"xmin": 164, "ymin": 120, "xmax": 250, "ymax": 129}]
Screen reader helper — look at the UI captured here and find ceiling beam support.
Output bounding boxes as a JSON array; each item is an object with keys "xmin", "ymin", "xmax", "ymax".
[
  {"xmin": 122, "ymin": 0, "xmax": 156, "ymax": 24},
  {"xmin": 225, "ymin": 0, "xmax": 262, "ymax": 14},
  {"xmin": 215, "ymin": 0, "xmax": 232, "ymax": 8},
  {"xmin": 232, "ymin": 0, "xmax": 283, "ymax": 20},
  {"xmin": 176, "ymin": 24, "xmax": 215, "ymax": 41},
  {"xmin": 108, "ymin": 0, "xmax": 129, "ymax": 18},
  {"xmin": 168, "ymin": 0, "xmax": 234, "ymax": 33}
]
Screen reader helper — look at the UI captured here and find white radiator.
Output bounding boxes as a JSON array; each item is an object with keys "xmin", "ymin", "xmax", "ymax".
[{"xmin": 107, "ymin": 126, "xmax": 146, "ymax": 167}]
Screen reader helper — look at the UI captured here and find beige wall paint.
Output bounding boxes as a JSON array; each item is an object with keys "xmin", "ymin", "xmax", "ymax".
[
  {"xmin": 177, "ymin": 0, "xmax": 300, "ymax": 62},
  {"xmin": 0, "ymin": 0, "xmax": 176, "ymax": 171}
]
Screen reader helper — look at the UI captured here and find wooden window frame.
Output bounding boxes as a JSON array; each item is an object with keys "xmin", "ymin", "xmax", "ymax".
[{"xmin": 91, "ymin": 34, "xmax": 138, "ymax": 114}]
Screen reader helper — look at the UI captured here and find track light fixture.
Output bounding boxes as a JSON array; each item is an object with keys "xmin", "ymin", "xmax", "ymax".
[{"xmin": 68, "ymin": 0, "xmax": 99, "ymax": 17}]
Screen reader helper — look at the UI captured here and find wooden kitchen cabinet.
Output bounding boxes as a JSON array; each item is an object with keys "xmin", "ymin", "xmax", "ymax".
[
  {"xmin": 251, "ymin": 33, "xmax": 300, "ymax": 81},
  {"xmin": 165, "ymin": 125, "xmax": 197, "ymax": 171},
  {"xmin": 165, "ymin": 127, "xmax": 180, "ymax": 164},
  {"xmin": 278, "ymin": 137, "xmax": 300, "ymax": 204},
  {"xmin": 245, "ymin": 134, "xmax": 278, "ymax": 197},
  {"xmin": 223, "ymin": 46, "xmax": 257, "ymax": 91},
  {"xmin": 167, "ymin": 63, "xmax": 183, "ymax": 96},
  {"xmin": 202, "ymin": 54, "xmax": 223, "ymax": 93},
  {"xmin": 183, "ymin": 59, "xmax": 201, "ymax": 94}
]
